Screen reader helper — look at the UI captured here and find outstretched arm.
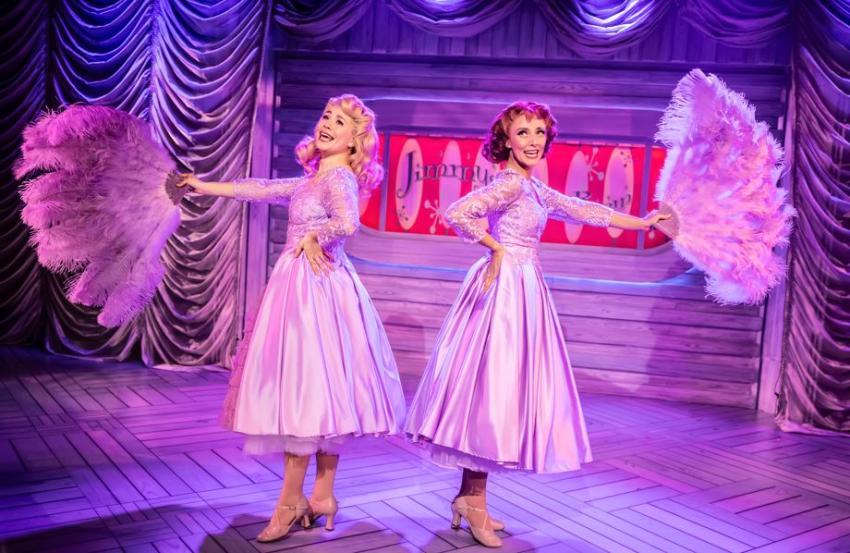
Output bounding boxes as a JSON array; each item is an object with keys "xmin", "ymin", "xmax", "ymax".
[
  {"xmin": 610, "ymin": 210, "xmax": 668, "ymax": 230},
  {"xmin": 538, "ymin": 185, "xmax": 667, "ymax": 230},
  {"xmin": 538, "ymin": 184, "xmax": 614, "ymax": 227},
  {"xmin": 180, "ymin": 174, "xmax": 301, "ymax": 205}
]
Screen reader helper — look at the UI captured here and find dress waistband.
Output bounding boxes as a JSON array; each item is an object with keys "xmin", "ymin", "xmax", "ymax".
[{"xmin": 498, "ymin": 243, "xmax": 539, "ymax": 264}]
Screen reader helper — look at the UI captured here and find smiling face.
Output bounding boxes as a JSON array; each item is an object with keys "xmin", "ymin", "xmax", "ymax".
[
  {"xmin": 296, "ymin": 94, "xmax": 384, "ymax": 191},
  {"xmin": 313, "ymin": 104, "xmax": 355, "ymax": 157},
  {"xmin": 482, "ymin": 101, "xmax": 558, "ymax": 167},
  {"xmin": 506, "ymin": 115, "xmax": 548, "ymax": 170}
]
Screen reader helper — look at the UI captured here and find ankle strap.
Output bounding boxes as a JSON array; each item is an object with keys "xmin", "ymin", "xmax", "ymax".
[
  {"xmin": 455, "ymin": 498, "xmax": 488, "ymax": 512},
  {"xmin": 276, "ymin": 500, "xmax": 308, "ymax": 510}
]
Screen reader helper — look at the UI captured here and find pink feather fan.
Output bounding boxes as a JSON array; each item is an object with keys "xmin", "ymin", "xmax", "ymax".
[
  {"xmin": 654, "ymin": 69, "xmax": 795, "ymax": 305},
  {"xmin": 14, "ymin": 105, "xmax": 188, "ymax": 327}
]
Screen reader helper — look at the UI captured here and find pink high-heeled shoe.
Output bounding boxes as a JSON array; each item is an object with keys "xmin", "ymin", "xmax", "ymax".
[
  {"xmin": 451, "ymin": 496, "xmax": 503, "ymax": 548},
  {"xmin": 256, "ymin": 496, "xmax": 310, "ymax": 543},
  {"xmin": 307, "ymin": 496, "xmax": 339, "ymax": 530}
]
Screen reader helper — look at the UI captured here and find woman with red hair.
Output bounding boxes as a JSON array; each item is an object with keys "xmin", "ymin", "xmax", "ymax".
[
  {"xmin": 405, "ymin": 101, "xmax": 667, "ymax": 548},
  {"xmin": 182, "ymin": 94, "xmax": 405, "ymax": 542}
]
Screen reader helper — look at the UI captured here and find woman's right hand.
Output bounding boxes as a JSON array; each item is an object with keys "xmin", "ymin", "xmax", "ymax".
[
  {"xmin": 295, "ymin": 231, "xmax": 334, "ymax": 276},
  {"xmin": 481, "ymin": 246, "xmax": 505, "ymax": 293},
  {"xmin": 177, "ymin": 174, "xmax": 202, "ymax": 189}
]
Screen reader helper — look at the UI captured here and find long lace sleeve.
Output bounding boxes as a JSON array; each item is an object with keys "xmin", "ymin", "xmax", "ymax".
[
  {"xmin": 232, "ymin": 176, "xmax": 302, "ymax": 205},
  {"xmin": 537, "ymin": 182, "xmax": 613, "ymax": 227},
  {"xmin": 445, "ymin": 172, "xmax": 523, "ymax": 242},
  {"xmin": 315, "ymin": 172, "xmax": 360, "ymax": 250}
]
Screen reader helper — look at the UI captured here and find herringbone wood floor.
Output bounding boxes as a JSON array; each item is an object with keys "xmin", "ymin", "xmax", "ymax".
[{"xmin": 1, "ymin": 346, "xmax": 849, "ymax": 553}]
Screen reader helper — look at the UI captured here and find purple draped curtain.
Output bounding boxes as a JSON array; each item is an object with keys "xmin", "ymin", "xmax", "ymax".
[
  {"xmin": 0, "ymin": 0, "xmax": 269, "ymax": 367},
  {"xmin": 386, "ymin": 0, "xmax": 523, "ymax": 37},
  {"xmin": 535, "ymin": 0, "xmax": 674, "ymax": 57},
  {"xmin": 680, "ymin": 0, "xmax": 790, "ymax": 47},
  {"xmin": 276, "ymin": 0, "xmax": 674, "ymax": 50},
  {"xmin": 0, "ymin": 4, "xmax": 47, "ymax": 345},
  {"xmin": 777, "ymin": 0, "xmax": 850, "ymax": 434},
  {"xmin": 275, "ymin": 0, "xmax": 796, "ymax": 56},
  {"xmin": 274, "ymin": 0, "xmax": 372, "ymax": 41}
]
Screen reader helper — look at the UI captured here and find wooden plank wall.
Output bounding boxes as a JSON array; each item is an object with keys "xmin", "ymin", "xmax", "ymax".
[
  {"xmin": 346, "ymin": 233, "xmax": 764, "ymax": 408},
  {"xmin": 262, "ymin": 3, "xmax": 792, "ymax": 408}
]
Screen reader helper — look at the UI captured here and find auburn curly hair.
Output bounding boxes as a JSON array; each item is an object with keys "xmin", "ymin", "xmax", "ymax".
[
  {"xmin": 482, "ymin": 101, "xmax": 558, "ymax": 163},
  {"xmin": 295, "ymin": 94, "xmax": 383, "ymax": 196}
]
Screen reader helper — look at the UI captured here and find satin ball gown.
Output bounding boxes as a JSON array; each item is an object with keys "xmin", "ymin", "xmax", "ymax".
[
  {"xmin": 405, "ymin": 169, "xmax": 614, "ymax": 473},
  {"xmin": 222, "ymin": 167, "xmax": 406, "ymax": 455}
]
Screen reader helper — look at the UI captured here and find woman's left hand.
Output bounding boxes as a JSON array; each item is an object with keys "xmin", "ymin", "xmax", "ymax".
[
  {"xmin": 642, "ymin": 210, "xmax": 671, "ymax": 229},
  {"xmin": 295, "ymin": 232, "xmax": 334, "ymax": 276}
]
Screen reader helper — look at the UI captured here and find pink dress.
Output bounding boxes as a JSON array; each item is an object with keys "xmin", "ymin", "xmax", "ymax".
[
  {"xmin": 223, "ymin": 167, "xmax": 406, "ymax": 455},
  {"xmin": 404, "ymin": 169, "xmax": 614, "ymax": 473}
]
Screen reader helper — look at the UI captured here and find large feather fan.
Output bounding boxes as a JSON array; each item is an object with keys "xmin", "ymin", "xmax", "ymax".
[
  {"xmin": 14, "ymin": 105, "xmax": 188, "ymax": 327},
  {"xmin": 654, "ymin": 69, "xmax": 795, "ymax": 305}
]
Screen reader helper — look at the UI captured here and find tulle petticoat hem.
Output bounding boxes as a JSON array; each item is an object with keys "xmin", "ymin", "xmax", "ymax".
[
  {"xmin": 407, "ymin": 435, "xmax": 589, "ymax": 475},
  {"xmin": 242, "ymin": 432, "xmax": 388, "ymax": 456}
]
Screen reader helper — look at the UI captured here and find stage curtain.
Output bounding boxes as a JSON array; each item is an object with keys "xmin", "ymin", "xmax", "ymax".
[
  {"xmin": 680, "ymin": 0, "xmax": 790, "ymax": 47},
  {"xmin": 0, "ymin": 3, "xmax": 48, "ymax": 345},
  {"xmin": 534, "ymin": 0, "xmax": 674, "ymax": 57},
  {"xmin": 277, "ymin": 0, "xmax": 791, "ymax": 52},
  {"xmin": 0, "ymin": 0, "xmax": 269, "ymax": 367},
  {"xmin": 777, "ymin": 0, "xmax": 850, "ymax": 434},
  {"xmin": 274, "ymin": 0, "xmax": 372, "ymax": 41},
  {"xmin": 386, "ymin": 0, "xmax": 522, "ymax": 37}
]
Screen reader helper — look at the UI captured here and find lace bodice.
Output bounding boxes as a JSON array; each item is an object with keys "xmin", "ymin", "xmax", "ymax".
[
  {"xmin": 234, "ymin": 167, "xmax": 359, "ymax": 257},
  {"xmin": 445, "ymin": 169, "xmax": 613, "ymax": 251}
]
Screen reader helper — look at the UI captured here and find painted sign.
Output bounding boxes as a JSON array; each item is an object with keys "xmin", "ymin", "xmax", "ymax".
[{"xmin": 359, "ymin": 133, "xmax": 668, "ymax": 249}]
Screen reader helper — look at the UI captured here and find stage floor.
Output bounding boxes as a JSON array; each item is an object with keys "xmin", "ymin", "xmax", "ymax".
[{"xmin": 1, "ymin": 347, "xmax": 849, "ymax": 553}]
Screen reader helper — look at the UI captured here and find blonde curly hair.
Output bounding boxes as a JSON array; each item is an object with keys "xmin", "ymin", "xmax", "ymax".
[{"xmin": 295, "ymin": 94, "xmax": 383, "ymax": 197}]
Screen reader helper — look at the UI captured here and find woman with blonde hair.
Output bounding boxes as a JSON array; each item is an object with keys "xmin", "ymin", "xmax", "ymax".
[
  {"xmin": 181, "ymin": 94, "xmax": 405, "ymax": 542},
  {"xmin": 405, "ymin": 101, "xmax": 668, "ymax": 548}
]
